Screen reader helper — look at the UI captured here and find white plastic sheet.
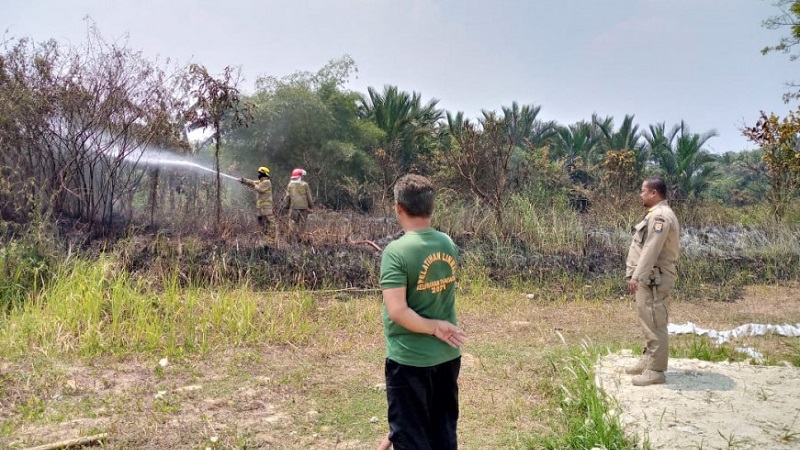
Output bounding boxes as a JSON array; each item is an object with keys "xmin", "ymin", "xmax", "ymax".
[
  {"xmin": 668, "ymin": 322, "xmax": 800, "ymax": 362},
  {"xmin": 668, "ymin": 321, "xmax": 800, "ymax": 344},
  {"xmin": 734, "ymin": 346, "xmax": 764, "ymax": 361}
]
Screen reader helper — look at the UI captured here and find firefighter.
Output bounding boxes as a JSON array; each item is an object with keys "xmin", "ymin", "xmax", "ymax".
[
  {"xmin": 239, "ymin": 166, "xmax": 275, "ymax": 237},
  {"xmin": 283, "ymin": 168, "xmax": 313, "ymax": 241}
]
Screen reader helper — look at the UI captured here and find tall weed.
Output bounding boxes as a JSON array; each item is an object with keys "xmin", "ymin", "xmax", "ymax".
[
  {"xmin": 0, "ymin": 223, "xmax": 61, "ymax": 312},
  {"xmin": 0, "ymin": 256, "xmax": 337, "ymax": 358},
  {"xmin": 527, "ymin": 343, "xmax": 635, "ymax": 449}
]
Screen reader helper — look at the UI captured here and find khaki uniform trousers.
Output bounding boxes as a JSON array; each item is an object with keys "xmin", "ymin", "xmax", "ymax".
[
  {"xmin": 289, "ymin": 209, "xmax": 309, "ymax": 237},
  {"xmin": 635, "ymin": 274, "xmax": 674, "ymax": 372},
  {"xmin": 257, "ymin": 203, "xmax": 275, "ymax": 235}
]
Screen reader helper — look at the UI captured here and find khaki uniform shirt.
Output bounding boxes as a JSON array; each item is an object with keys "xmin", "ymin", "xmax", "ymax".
[
  {"xmin": 242, "ymin": 178, "xmax": 273, "ymax": 208},
  {"xmin": 284, "ymin": 180, "xmax": 313, "ymax": 210},
  {"xmin": 626, "ymin": 200, "xmax": 680, "ymax": 281}
]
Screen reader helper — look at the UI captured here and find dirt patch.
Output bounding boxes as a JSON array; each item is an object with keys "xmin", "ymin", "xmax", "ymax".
[
  {"xmin": 591, "ymin": 285, "xmax": 800, "ymax": 449},
  {"xmin": 597, "ymin": 351, "xmax": 800, "ymax": 449}
]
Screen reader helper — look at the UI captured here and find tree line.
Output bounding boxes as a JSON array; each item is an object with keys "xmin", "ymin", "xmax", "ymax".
[{"xmin": 2, "ymin": 25, "xmax": 799, "ymax": 238}]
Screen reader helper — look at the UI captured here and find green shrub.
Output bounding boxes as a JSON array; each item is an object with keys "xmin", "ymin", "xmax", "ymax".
[{"xmin": 0, "ymin": 229, "xmax": 58, "ymax": 312}]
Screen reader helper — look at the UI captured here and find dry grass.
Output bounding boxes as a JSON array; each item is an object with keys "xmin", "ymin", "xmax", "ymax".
[
  {"xmin": 2, "ymin": 283, "xmax": 798, "ymax": 449},
  {"xmin": 672, "ymin": 283, "xmax": 800, "ymax": 330}
]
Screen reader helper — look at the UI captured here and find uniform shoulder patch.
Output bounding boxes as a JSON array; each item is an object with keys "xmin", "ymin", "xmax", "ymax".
[{"xmin": 654, "ymin": 222, "xmax": 664, "ymax": 233}]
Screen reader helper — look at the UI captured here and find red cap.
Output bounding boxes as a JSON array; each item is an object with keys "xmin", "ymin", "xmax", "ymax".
[{"xmin": 291, "ymin": 168, "xmax": 306, "ymax": 178}]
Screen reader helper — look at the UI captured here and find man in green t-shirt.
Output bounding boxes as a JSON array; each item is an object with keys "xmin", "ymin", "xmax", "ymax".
[{"xmin": 378, "ymin": 174, "xmax": 467, "ymax": 450}]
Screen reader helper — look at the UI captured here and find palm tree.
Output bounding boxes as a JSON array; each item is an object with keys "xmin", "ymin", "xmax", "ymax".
[
  {"xmin": 552, "ymin": 121, "xmax": 600, "ymax": 187},
  {"xmin": 500, "ymin": 102, "xmax": 557, "ymax": 190},
  {"xmin": 597, "ymin": 115, "xmax": 647, "ymax": 167},
  {"xmin": 501, "ymin": 102, "xmax": 557, "ymax": 150},
  {"xmin": 358, "ymin": 85, "xmax": 442, "ymax": 193},
  {"xmin": 595, "ymin": 114, "xmax": 647, "ymax": 196},
  {"xmin": 645, "ymin": 121, "xmax": 718, "ymax": 200}
]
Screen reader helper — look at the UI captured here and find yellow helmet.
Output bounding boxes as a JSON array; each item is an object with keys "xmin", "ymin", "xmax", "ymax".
[{"xmin": 258, "ymin": 166, "xmax": 270, "ymax": 177}]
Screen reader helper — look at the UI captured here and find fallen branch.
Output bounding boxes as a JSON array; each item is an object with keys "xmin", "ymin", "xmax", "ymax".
[
  {"xmin": 347, "ymin": 236, "xmax": 382, "ymax": 252},
  {"xmin": 24, "ymin": 433, "xmax": 108, "ymax": 450}
]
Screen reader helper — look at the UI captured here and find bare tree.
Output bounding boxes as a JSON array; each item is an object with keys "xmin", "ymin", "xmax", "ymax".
[
  {"xmin": 761, "ymin": 0, "xmax": 800, "ymax": 102},
  {"xmin": 442, "ymin": 111, "xmax": 514, "ymax": 224},
  {"xmin": 0, "ymin": 24, "xmax": 188, "ymax": 233},
  {"xmin": 182, "ymin": 64, "xmax": 253, "ymax": 231}
]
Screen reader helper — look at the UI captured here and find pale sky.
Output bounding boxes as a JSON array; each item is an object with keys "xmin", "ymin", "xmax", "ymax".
[{"xmin": 4, "ymin": 0, "xmax": 798, "ymax": 153}]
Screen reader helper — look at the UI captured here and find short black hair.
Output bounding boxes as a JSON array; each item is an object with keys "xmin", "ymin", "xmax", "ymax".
[
  {"xmin": 644, "ymin": 177, "xmax": 667, "ymax": 198},
  {"xmin": 393, "ymin": 174, "xmax": 435, "ymax": 218}
]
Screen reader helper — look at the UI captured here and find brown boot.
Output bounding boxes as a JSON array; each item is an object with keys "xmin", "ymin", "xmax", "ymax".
[
  {"xmin": 632, "ymin": 369, "xmax": 665, "ymax": 386},
  {"xmin": 624, "ymin": 357, "xmax": 647, "ymax": 375}
]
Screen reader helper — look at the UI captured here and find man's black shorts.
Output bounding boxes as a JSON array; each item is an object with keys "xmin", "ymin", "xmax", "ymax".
[{"xmin": 385, "ymin": 357, "xmax": 461, "ymax": 450}]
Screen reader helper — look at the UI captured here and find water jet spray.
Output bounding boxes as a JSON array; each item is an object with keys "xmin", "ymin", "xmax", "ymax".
[{"xmin": 126, "ymin": 150, "xmax": 239, "ymax": 181}]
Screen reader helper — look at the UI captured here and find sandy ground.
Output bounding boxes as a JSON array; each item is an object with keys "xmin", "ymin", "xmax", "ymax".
[{"xmin": 596, "ymin": 351, "xmax": 800, "ymax": 449}]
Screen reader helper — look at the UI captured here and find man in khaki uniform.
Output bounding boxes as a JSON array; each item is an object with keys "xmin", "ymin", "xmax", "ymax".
[
  {"xmin": 240, "ymin": 166, "xmax": 275, "ymax": 237},
  {"xmin": 625, "ymin": 177, "xmax": 680, "ymax": 386},
  {"xmin": 284, "ymin": 168, "xmax": 313, "ymax": 241}
]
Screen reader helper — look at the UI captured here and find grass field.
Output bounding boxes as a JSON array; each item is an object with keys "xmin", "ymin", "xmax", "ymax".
[
  {"xmin": 1, "ymin": 198, "xmax": 799, "ymax": 448},
  {"xmin": 1, "ymin": 251, "xmax": 798, "ymax": 449}
]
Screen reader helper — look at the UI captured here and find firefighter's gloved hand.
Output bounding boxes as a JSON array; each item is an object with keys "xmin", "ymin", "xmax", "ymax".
[{"xmin": 239, "ymin": 177, "xmax": 246, "ymax": 184}]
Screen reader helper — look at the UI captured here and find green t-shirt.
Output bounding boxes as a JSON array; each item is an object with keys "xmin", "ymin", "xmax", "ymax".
[{"xmin": 380, "ymin": 228, "xmax": 461, "ymax": 367}]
